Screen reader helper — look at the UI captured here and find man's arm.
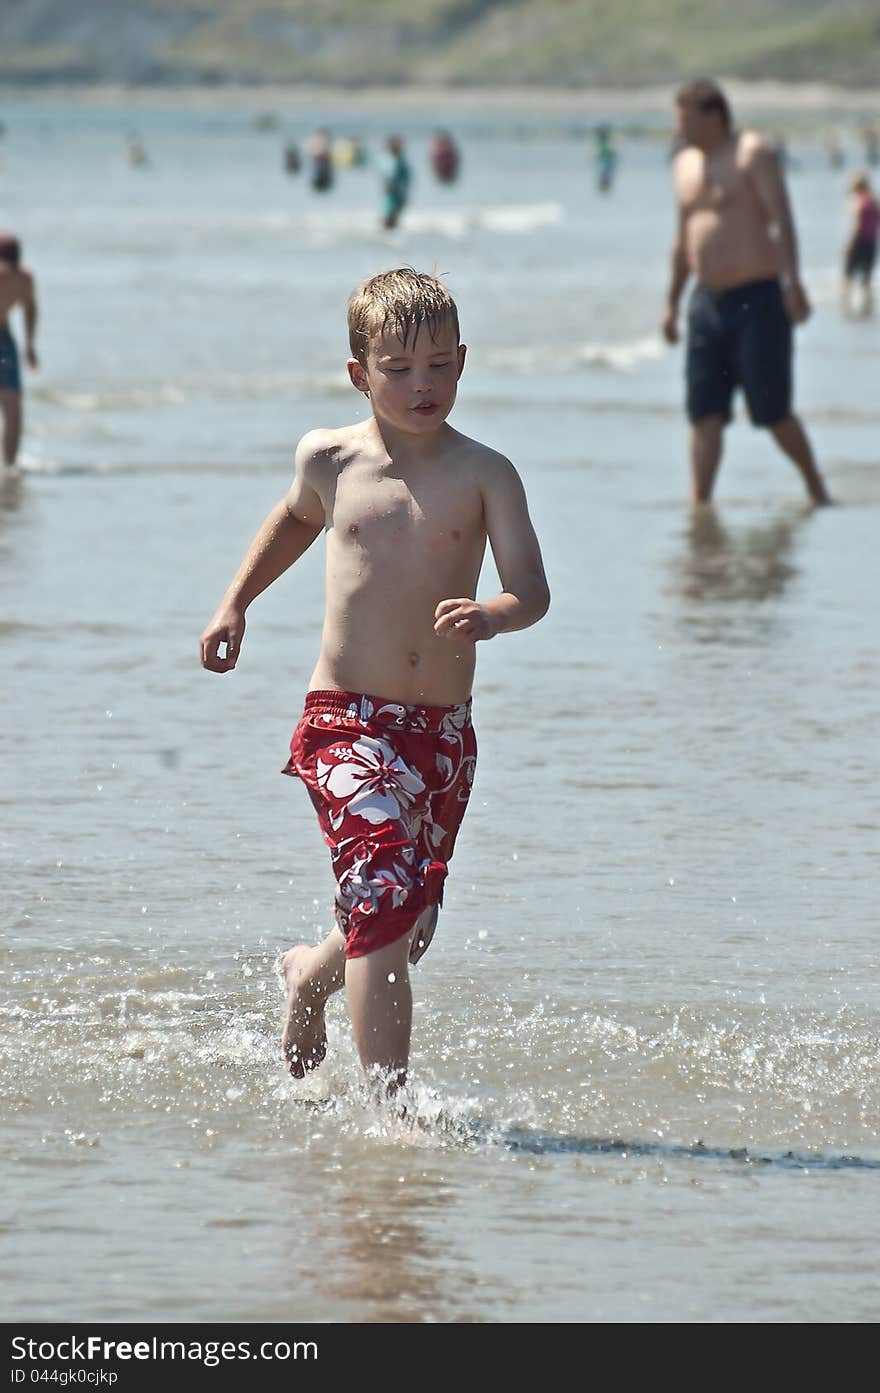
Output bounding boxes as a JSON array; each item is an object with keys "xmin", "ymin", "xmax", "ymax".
[
  {"xmin": 662, "ymin": 200, "xmax": 691, "ymax": 344},
  {"xmin": 22, "ymin": 272, "xmax": 38, "ymax": 368},
  {"xmin": 200, "ymin": 432, "xmax": 326, "ymax": 673},
  {"xmin": 847, "ymin": 194, "xmax": 864, "ymax": 245},
  {"xmin": 434, "ymin": 453, "xmax": 550, "ymax": 643},
  {"xmin": 745, "ymin": 139, "xmax": 810, "ymax": 323}
]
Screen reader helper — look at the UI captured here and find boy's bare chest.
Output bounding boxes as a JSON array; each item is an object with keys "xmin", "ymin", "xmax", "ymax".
[{"xmin": 330, "ymin": 471, "xmax": 482, "ymax": 551}]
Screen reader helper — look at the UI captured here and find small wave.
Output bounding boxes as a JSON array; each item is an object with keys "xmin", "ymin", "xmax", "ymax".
[
  {"xmin": 70, "ymin": 201, "xmax": 564, "ymax": 245},
  {"xmin": 478, "ymin": 201, "xmax": 564, "ymax": 234},
  {"xmin": 15, "ymin": 455, "xmax": 113, "ymax": 477},
  {"xmin": 808, "ymin": 404, "xmax": 880, "ymax": 424},
  {"xmin": 14, "ymin": 457, "xmax": 293, "ymax": 478},
  {"xmin": 33, "ymin": 373, "xmax": 351, "ymax": 414},
  {"xmin": 33, "ymin": 385, "xmax": 186, "ymax": 412},
  {"xmin": 575, "ymin": 336, "xmax": 665, "ymax": 371},
  {"xmin": 487, "ymin": 334, "xmax": 664, "ymax": 375}
]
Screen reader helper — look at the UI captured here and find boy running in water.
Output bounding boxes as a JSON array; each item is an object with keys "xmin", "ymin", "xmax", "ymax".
[{"xmin": 200, "ymin": 270, "xmax": 549, "ymax": 1096}]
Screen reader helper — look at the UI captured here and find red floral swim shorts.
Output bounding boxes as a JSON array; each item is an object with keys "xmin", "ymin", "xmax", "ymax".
[{"xmin": 282, "ymin": 690, "xmax": 477, "ymax": 959}]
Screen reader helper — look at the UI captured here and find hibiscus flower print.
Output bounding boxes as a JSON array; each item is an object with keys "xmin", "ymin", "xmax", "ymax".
[
  {"xmin": 316, "ymin": 736, "xmax": 425, "ymax": 830},
  {"xmin": 337, "ymin": 849, "xmax": 416, "ymax": 919}
]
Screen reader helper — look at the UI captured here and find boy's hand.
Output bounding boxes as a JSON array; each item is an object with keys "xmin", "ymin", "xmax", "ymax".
[
  {"xmin": 200, "ymin": 605, "xmax": 246, "ymax": 672},
  {"xmin": 434, "ymin": 598, "xmax": 496, "ymax": 643}
]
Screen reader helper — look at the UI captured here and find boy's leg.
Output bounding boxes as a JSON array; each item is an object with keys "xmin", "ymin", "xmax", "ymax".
[
  {"xmin": 768, "ymin": 414, "xmax": 832, "ymax": 505},
  {"xmin": 344, "ymin": 930, "xmax": 415, "ymax": 1097},
  {"xmin": 281, "ymin": 927, "xmax": 346, "ymax": 1077},
  {"xmin": 690, "ymin": 415, "xmax": 725, "ymax": 503},
  {"xmin": 0, "ymin": 390, "xmax": 21, "ymax": 467}
]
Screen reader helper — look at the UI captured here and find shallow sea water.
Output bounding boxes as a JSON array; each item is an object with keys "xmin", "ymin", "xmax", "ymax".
[{"xmin": 1, "ymin": 98, "xmax": 878, "ymax": 1322}]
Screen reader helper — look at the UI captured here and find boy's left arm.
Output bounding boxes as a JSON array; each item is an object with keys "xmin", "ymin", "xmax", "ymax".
[{"xmin": 434, "ymin": 454, "xmax": 550, "ymax": 642}]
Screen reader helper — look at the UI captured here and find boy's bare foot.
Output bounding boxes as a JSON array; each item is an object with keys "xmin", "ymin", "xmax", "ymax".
[{"xmin": 281, "ymin": 946, "xmax": 328, "ymax": 1078}]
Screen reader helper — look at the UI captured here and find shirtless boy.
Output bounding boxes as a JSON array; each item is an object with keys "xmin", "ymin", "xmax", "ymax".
[
  {"xmin": 662, "ymin": 81, "xmax": 831, "ymax": 506},
  {"xmin": 200, "ymin": 269, "xmax": 549, "ymax": 1096},
  {"xmin": 0, "ymin": 234, "xmax": 38, "ymax": 468}
]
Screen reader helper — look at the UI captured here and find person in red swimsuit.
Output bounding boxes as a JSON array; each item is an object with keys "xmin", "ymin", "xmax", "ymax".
[
  {"xmin": 200, "ymin": 269, "xmax": 549, "ymax": 1099},
  {"xmin": 842, "ymin": 173, "xmax": 880, "ymax": 318}
]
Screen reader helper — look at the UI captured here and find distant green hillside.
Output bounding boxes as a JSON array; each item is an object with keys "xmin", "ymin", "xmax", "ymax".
[{"xmin": 1, "ymin": 0, "xmax": 879, "ymax": 87}]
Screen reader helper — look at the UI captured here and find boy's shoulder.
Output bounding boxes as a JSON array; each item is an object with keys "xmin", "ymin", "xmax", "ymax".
[
  {"xmin": 294, "ymin": 423, "xmax": 365, "ymax": 474},
  {"xmin": 445, "ymin": 426, "xmax": 517, "ymax": 479},
  {"xmin": 296, "ymin": 423, "xmax": 358, "ymax": 454}
]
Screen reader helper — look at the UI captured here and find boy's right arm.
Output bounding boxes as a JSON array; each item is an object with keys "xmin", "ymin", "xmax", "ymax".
[{"xmin": 200, "ymin": 433, "xmax": 327, "ymax": 673}]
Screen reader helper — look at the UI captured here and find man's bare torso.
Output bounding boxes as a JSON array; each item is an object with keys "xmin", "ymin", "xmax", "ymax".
[
  {"xmin": 675, "ymin": 132, "xmax": 780, "ymax": 290},
  {"xmin": 0, "ymin": 266, "xmax": 31, "ymax": 329},
  {"xmin": 304, "ymin": 422, "xmax": 489, "ymax": 706}
]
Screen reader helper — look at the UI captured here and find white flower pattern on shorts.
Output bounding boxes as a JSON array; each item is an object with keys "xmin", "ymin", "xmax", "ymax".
[
  {"xmin": 316, "ymin": 735, "xmax": 425, "ymax": 832},
  {"xmin": 284, "ymin": 693, "xmax": 477, "ymax": 958}
]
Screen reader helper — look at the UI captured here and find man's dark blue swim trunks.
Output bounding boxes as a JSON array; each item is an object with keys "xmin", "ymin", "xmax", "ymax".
[
  {"xmin": 686, "ymin": 278, "xmax": 791, "ymax": 427},
  {"xmin": 0, "ymin": 327, "xmax": 21, "ymax": 392}
]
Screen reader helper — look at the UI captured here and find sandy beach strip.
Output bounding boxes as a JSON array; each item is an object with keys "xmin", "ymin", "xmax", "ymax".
[{"xmin": 3, "ymin": 79, "xmax": 879, "ymax": 118}]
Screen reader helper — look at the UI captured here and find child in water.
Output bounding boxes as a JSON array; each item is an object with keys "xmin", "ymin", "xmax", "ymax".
[{"xmin": 200, "ymin": 269, "xmax": 549, "ymax": 1098}]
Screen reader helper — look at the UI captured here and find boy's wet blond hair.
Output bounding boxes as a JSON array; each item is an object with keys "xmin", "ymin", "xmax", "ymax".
[{"xmin": 348, "ymin": 268, "xmax": 459, "ymax": 366}]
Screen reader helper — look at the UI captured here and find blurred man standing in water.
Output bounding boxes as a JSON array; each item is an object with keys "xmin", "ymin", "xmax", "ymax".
[
  {"xmin": 0, "ymin": 234, "xmax": 38, "ymax": 469},
  {"xmin": 662, "ymin": 80, "xmax": 831, "ymax": 506}
]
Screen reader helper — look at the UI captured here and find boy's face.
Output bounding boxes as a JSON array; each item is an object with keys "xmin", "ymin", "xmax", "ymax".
[{"xmin": 348, "ymin": 317, "xmax": 466, "ymax": 435}]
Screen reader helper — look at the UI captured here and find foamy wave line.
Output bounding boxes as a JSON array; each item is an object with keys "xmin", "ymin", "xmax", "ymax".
[
  {"xmin": 63, "ymin": 201, "xmax": 564, "ymax": 242},
  {"xmin": 14, "ymin": 457, "xmax": 287, "ymax": 477},
  {"xmin": 295, "ymin": 200, "xmax": 565, "ymax": 242},
  {"xmin": 33, "ymin": 374, "xmax": 352, "ymax": 412},
  {"xmin": 406, "ymin": 201, "xmax": 564, "ymax": 237},
  {"xmin": 487, "ymin": 334, "xmax": 664, "ymax": 374},
  {"xmin": 35, "ymin": 385, "xmax": 186, "ymax": 411},
  {"xmin": 576, "ymin": 336, "xmax": 665, "ymax": 370}
]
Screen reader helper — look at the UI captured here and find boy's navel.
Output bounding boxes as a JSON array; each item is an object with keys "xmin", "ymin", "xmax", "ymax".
[{"xmin": 408, "ymin": 651, "xmax": 421, "ymax": 668}]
